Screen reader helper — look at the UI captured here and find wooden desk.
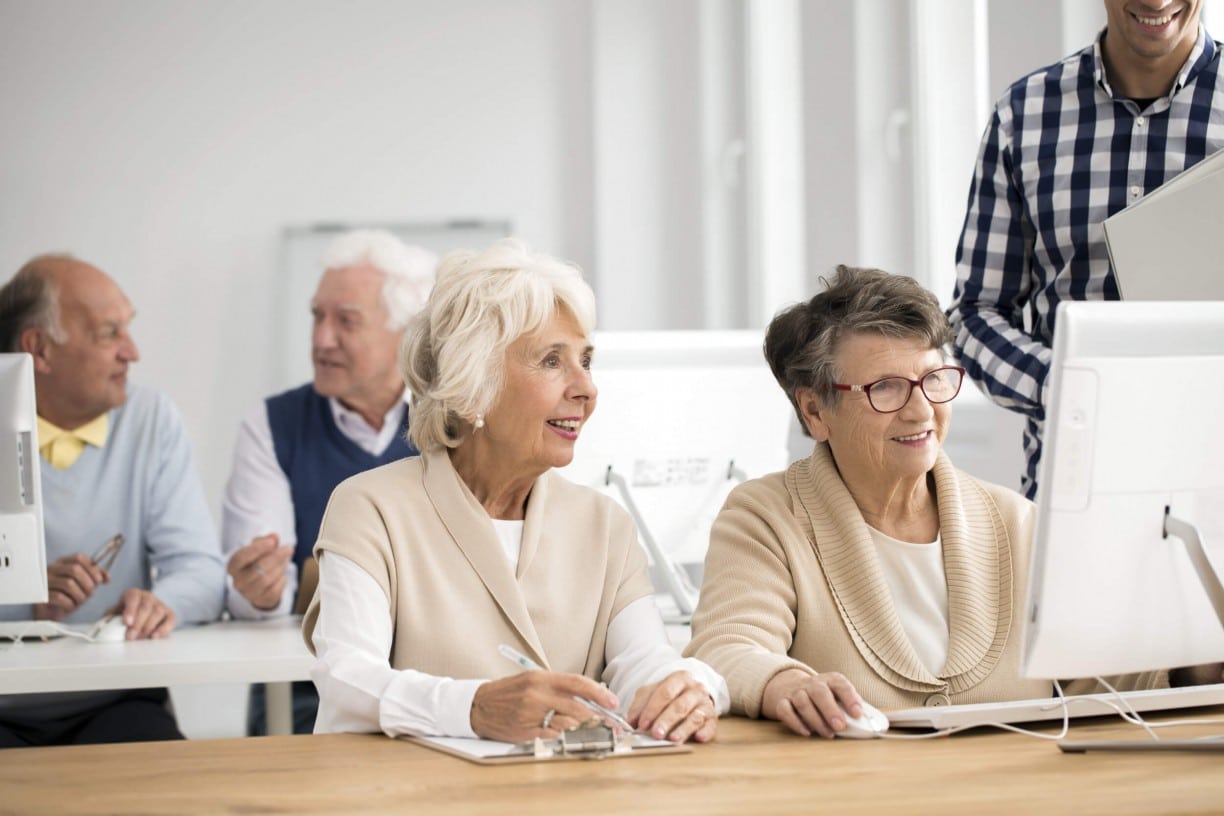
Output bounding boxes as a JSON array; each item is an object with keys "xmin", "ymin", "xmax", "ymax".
[
  {"xmin": 3, "ymin": 714, "xmax": 1222, "ymax": 814},
  {"xmin": 0, "ymin": 617, "xmax": 312, "ymax": 735}
]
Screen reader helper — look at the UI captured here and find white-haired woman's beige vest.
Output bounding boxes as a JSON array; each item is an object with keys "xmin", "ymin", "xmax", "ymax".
[{"xmin": 303, "ymin": 448, "xmax": 655, "ymax": 681}]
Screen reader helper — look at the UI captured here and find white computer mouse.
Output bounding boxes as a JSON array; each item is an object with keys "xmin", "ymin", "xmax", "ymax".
[
  {"xmin": 835, "ymin": 701, "xmax": 890, "ymax": 739},
  {"xmin": 90, "ymin": 615, "xmax": 128, "ymax": 643}
]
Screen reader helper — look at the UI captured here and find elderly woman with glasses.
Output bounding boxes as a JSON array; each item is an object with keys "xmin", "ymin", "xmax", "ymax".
[
  {"xmin": 303, "ymin": 238, "xmax": 727, "ymax": 745},
  {"xmin": 684, "ymin": 266, "xmax": 1164, "ymax": 738}
]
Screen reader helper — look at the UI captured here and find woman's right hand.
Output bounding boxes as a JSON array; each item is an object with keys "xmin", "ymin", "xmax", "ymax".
[
  {"xmin": 762, "ymin": 668, "xmax": 865, "ymax": 738},
  {"xmin": 470, "ymin": 671, "xmax": 617, "ymax": 743}
]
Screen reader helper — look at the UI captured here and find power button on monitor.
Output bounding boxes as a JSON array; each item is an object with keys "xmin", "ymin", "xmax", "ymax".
[{"xmin": 1048, "ymin": 367, "xmax": 1098, "ymax": 512}]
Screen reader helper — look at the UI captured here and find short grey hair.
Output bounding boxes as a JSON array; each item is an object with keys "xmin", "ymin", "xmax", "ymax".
[
  {"xmin": 764, "ymin": 265, "xmax": 951, "ymax": 434},
  {"xmin": 0, "ymin": 254, "xmax": 70, "ymax": 352},
  {"xmin": 400, "ymin": 237, "xmax": 596, "ymax": 452},
  {"xmin": 321, "ymin": 230, "xmax": 438, "ymax": 330}
]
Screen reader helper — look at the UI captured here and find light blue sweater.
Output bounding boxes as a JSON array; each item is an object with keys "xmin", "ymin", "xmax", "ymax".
[{"xmin": 0, "ymin": 384, "xmax": 225, "ymax": 722}]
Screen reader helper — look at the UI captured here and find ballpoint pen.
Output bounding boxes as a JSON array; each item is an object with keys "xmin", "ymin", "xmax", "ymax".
[
  {"xmin": 570, "ymin": 695, "xmax": 637, "ymax": 735},
  {"xmin": 497, "ymin": 643, "xmax": 637, "ymax": 734},
  {"xmin": 497, "ymin": 643, "xmax": 544, "ymax": 671}
]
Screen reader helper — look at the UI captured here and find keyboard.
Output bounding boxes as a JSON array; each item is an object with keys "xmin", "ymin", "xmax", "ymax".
[
  {"xmin": 887, "ymin": 683, "xmax": 1224, "ymax": 730},
  {"xmin": 0, "ymin": 620, "xmax": 88, "ymax": 641}
]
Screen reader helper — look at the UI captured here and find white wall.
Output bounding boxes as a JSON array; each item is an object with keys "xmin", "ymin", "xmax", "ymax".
[
  {"xmin": 0, "ymin": 0, "xmax": 594, "ymax": 509},
  {"xmin": 0, "ymin": 0, "xmax": 1117, "ymax": 508}
]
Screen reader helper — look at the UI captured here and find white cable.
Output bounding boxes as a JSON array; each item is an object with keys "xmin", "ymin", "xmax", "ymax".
[
  {"xmin": 1092, "ymin": 676, "xmax": 1160, "ymax": 740},
  {"xmin": 0, "ymin": 620, "xmax": 95, "ymax": 646}
]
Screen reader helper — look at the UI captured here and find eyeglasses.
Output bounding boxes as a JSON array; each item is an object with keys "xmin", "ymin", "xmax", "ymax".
[
  {"xmin": 90, "ymin": 534, "xmax": 125, "ymax": 571},
  {"xmin": 830, "ymin": 366, "xmax": 965, "ymax": 414}
]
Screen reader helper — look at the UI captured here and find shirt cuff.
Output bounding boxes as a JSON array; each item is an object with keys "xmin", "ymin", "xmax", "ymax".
[
  {"xmin": 378, "ymin": 673, "xmax": 485, "ymax": 739},
  {"xmin": 224, "ymin": 572, "xmax": 295, "ymax": 620},
  {"xmin": 435, "ymin": 678, "xmax": 483, "ymax": 738},
  {"xmin": 639, "ymin": 656, "xmax": 731, "ymax": 716}
]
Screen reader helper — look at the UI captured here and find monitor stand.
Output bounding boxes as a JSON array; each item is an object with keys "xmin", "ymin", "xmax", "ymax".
[
  {"xmin": 1060, "ymin": 738, "xmax": 1224, "ymax": 753},
  {"xmin": 1165, "ymin": 508, "xmax": 1224, "ymax": 629},
  {"xmin": 604, "ymin": 466, "xmax": 701, "ymax": 618}
]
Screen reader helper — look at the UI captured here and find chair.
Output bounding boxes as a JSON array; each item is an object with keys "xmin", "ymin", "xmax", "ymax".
[{"xmin": 293, "ymin": 557, "xmax": 319, "ymax": 616}]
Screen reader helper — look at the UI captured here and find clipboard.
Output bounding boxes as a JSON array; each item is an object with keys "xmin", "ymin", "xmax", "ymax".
[{"xmin": 402, "ymin": 724, "xmax": 692, "ymax": 765}]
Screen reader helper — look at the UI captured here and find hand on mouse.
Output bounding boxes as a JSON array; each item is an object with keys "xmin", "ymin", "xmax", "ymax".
[
  {"xmin": 763, "ymin": 668, "xmax": 867, "ymax": 738},
  {"xmin": 106, "ymin": 588, "xmax": 176, "ymax": 640}
]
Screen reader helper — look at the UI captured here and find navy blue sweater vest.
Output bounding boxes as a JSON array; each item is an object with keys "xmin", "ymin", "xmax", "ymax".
[{"xmin": 266, "ymin": 384, "xmax": 417, "ymax": 569}]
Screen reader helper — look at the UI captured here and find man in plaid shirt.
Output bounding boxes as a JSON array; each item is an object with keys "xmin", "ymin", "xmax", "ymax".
[{"xmin": 948, "ymin": 0, "xmax": 1223, "ymax": 499}]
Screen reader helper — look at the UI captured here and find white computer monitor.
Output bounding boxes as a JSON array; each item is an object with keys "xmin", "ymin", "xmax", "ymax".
[
  {"xmin": 556, "ymin": 330, "xmax": 795, "ymax": 616},
  {"xmin": 1022, "ymin": 301, "xmax": 1224, "ymax": 679},
  {"xmin": 0, "ymin": 353, "xmax": 48, "ymax": 605}
]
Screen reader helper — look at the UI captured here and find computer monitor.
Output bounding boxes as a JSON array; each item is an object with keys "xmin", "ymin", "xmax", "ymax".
[
  {"xmin": 0, "ymin": 353, "xmax": 48, "ymax": 605},
  {"xmin": 556, "ymin": 330, "xmax": 795, "ymax": 617},
  {"xmin": 1022, "ymin": 301, "xmax": 1224, "ymax": 680}
]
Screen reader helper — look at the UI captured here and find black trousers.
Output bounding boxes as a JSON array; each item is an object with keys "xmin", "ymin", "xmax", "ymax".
[
  {"xmin": 247, "ymin": 681, "xmax": 319, "ymax": 736},
  {"xmin": 0, "ymin": 688, "xmax": 183, "ymax": 748}
]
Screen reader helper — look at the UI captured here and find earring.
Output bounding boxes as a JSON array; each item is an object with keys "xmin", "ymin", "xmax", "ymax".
[{"xmin": 474, "ymin": 414, "xmax": 485, "ymax": 430}]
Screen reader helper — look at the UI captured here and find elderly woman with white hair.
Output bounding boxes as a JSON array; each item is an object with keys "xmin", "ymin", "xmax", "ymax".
[{"xmin": 304, "ymin": 238, "xmax": 728, "ymax": 743}]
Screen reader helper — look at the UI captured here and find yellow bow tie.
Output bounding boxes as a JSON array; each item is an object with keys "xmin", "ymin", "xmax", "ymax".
[{"xmin": 37, "ymin": 414, "xmax": 109, "ymax": 470}]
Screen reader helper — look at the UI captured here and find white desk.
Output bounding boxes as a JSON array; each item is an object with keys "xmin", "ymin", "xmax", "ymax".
[{"xmin": 0, "ymin": 617, "xmax": 313, "ymax": 735}]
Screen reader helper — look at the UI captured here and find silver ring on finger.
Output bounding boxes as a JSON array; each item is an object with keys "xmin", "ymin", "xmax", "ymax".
[{"xmin": 541, "ymin": 708, "xmax": 556, "ymax": 729}]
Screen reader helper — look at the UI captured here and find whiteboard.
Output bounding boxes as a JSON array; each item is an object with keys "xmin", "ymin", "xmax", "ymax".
[{"xmin": 278, "ymin": 220, "xmax": 511, "ymax": 389}]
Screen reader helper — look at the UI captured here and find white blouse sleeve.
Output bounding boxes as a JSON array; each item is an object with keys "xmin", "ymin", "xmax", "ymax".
[
  {"xmin": 602, "ymin": 596, "xmax": 730, "ymax": 715},
  {"xmin": 310, "ymin": 553, "xmax": 484, "ymax": 737},
  {"xmin": 221, "ymin": 404, "xmax": 298, "ymax": 619}
]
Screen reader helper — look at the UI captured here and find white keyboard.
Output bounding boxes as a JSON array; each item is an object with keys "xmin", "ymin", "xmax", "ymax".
[
  {"xmin": 0, "ymin": 620, "xmax": 89, "ymax": 641},
  {"xmin": 887, "ymin": 683, "xmax": 1224, "ymax": 730}
]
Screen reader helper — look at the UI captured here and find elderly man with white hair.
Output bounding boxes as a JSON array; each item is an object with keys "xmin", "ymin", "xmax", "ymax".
[{"xmin": 221, "ymin": 230, "xmax": 436, "ymax": 733}]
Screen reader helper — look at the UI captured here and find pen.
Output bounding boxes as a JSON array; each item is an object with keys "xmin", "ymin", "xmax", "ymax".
[
  {"xmin": 497, "ymin": 643, "xmax": 543, "ymax": 671},
  {"xmin": 497, "ymin": 643, "xmax": 637, "ymax": 733},
  {"xmin": 571, "ymin": 695, "xmax": 636, "ymax": 734}
]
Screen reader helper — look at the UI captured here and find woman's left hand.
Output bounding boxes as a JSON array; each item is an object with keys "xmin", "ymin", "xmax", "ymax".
[{"xmin": 627, "ymin": 670, "xmax": 718, "ymax": 743}]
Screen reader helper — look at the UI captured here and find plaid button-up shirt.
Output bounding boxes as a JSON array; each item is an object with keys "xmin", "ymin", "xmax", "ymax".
[{"xmin": 948, "ymin": 25, "xmax": 1224, "ymax": 498}]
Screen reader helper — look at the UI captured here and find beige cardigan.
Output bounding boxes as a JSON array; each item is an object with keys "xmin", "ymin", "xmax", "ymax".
[
  {"xmin": 685, "ymin": 444, "xmax": 1164, "ymax": 716},
  {"xmin": 302, "ymin": 448, "xmax": 655, "ymax": 681}
]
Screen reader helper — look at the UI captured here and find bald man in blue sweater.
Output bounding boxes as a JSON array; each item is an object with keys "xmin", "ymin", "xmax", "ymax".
[{"xmin": 0, "ymin": 254, "xmax": 225, "ymax": 748}]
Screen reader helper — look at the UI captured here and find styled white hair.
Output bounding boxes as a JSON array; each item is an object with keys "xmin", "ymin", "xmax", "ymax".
[
  {"xmin": 321, "ymin": 230, "xmax": 438, "ymax": 330},
  {"xmin": 400, "ymin": 237, "xmax": 596, "ymax": 453}
]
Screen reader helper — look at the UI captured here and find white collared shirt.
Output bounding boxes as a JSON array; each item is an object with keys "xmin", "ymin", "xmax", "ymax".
[
  {"xmin": 220, "ymin": 392, "xmax": 407, "ymax": 619},
  {"xmin": 328, "ymin": 397, "xmax": 407, "ymax": 457}
]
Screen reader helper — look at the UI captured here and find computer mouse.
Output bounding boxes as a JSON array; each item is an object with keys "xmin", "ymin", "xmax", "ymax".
[
  {"xmin": 90, "ymin": 615, "xmax": 128, "ymax": 643},
  {"xmin": 835, "ymin": 701, "xmax": 890, "ymax": 739}
]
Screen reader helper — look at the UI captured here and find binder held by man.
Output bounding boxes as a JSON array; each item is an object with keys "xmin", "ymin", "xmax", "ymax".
[{"xmin": 1104, "ymin": 147, "xmax": 1224, "ymax": 302}]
